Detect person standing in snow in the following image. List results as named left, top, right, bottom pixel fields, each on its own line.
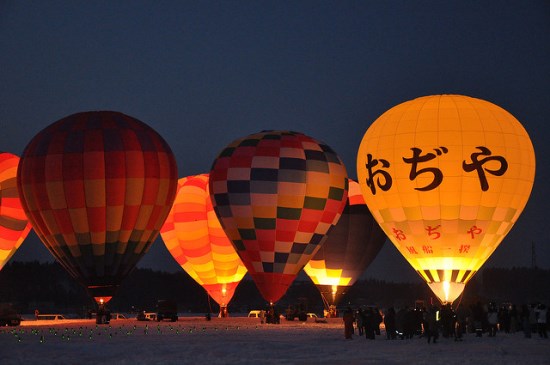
left=472, top=301, right=486, bottom=337
left=356, top=308, right=364, bottom=336
left=343, top=307, right=355, bottom=339
left=535, top=303, right=548, bottom=339
left=384, top=307, right=397, bottom=340
left=487, top=302, right=498, bottom=337
left=373, top=307, right=383, bottom=336
left=529, top=304, right=538, bottom=336
left=520, top=304, right=532, bottom=338
left=424, top=306, right=439, bottom=344
left=363, top=307, right=376, bottom=340
left=509, top=304, right=519, bottom=333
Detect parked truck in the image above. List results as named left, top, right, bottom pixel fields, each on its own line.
left=156, top=300, right=178, bottom=322
left=0, top=303, right=22, bottom=327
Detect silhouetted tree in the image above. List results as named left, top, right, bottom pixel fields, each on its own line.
left=1, top=261, right=548, bottom=315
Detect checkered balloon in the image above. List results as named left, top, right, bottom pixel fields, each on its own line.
left=209, top=130, right=348, bottom=304
left=17, top=111, right=178, bottom=304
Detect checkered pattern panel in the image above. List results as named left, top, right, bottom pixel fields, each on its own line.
left=17, top=111, right=178, bottom=291
left=210, top=130, right=348, bottom=303
left=160, top=174, right=247, bottom=306
left=0, top=152, right=32, bottom=270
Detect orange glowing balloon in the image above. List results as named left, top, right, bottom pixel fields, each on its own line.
left=160, top=174, right=247, bottom=310
left=357, top=95, right=535, bottom=303
left=0, top=152, right=32, bottom=270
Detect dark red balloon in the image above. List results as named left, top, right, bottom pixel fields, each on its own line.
left=17, top=111, right=178, bottom=303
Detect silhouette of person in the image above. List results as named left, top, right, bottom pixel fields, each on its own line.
left=535, top=303, right=548, bottom=339
left=424, top=306, right=439, bottom=344
left=343, top=307, right=355, bottom=339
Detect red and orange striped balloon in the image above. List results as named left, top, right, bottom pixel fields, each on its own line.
left=17, top=111, right=178, bottom=304
left=160, top=174, right=247, bottom=311
left=0, top=152, right=32, bottom=270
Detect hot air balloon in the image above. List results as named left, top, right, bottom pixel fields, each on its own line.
left=209, top=130, right=348, bottom=305
left=160, top=174, right=247, bottom=316
left=17, top=111, right=178, bottom=306
left=0, top=152, right=32, bottom=270
left=303, top=179, right=386, bottom=307
left=357, top=95, right=535, bottom=304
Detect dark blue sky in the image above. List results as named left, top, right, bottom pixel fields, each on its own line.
left=1, top=1, right=548, bottom=282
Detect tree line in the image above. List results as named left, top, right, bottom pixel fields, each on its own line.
left=0, top=260, right=548, bottom=316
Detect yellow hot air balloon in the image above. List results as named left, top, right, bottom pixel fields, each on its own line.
left=357, top=95, right=535, bottom=304
left=160, top=174, right=247, bottom=316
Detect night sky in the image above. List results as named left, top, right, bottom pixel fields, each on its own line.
left=1, top=1, right=548, bottom=282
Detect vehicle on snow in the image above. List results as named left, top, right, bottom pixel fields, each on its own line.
left=0, top=303, right=22, bottom=326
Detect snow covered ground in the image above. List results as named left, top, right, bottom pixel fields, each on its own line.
left=1, top=316, right=549, bottom=365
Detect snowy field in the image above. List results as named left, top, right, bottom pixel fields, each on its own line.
left=1, top=316, right=549, bottom=365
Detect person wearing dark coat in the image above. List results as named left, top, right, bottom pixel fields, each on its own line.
left=384, top=307, right=397, bottom=340
left=424, top=306, right=440, bottom=344
left=363, top=307, right=376, bottom=339
left=343, top=307, right=355, bottom=339
left=373, top=308, right=383, bottom=335
left=535, top=303, right=548, bottom=339
left=356, top=308, right=364, bottom=336
left=472, top=301, right=486, bottom=337
left=403, top=308, right=417, bottom=339
left=520, top=304, right=531, bottom=338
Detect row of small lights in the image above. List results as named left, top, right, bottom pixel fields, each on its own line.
left=0, top=324, right=265, bottom=343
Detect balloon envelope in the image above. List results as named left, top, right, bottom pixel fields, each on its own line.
left=304, top=179, right=386, bottom=305
left=209, top=130, right=348, bottom=304
left=0, top=152, right=32, bottom=270
left=17, top=111, right=178, bottom=304
left=357, top=95, right=535, bottom=303
left=160, top=174, right=247, bottom=308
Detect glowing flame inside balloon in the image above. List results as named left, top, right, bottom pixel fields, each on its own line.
left=357, top=95, right=535, bottom=304
left=303, top=179, right=386, bottom=306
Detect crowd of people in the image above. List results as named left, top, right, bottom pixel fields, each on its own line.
left=343, top=306, right=383, bottom=339
left=342, top=301, right=549, bottom=341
